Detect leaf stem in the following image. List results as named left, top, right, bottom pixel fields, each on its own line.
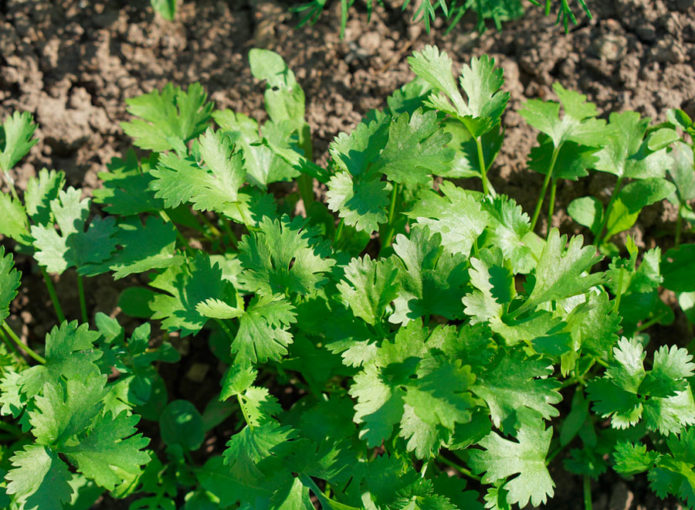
left=159, top=210, right=192, bottom=252
left=0, top=419, right=23, bottom=438
left=334, top=218, right=345, bottom=246
left=41, top=268, right=65, bottom=323
left=382, top=183, right=400, bottom=249
left=583, top=476, right=592, bottom=510
left=2, top=170, right=20, bottom=203
left=220, top=217, right=238, bottom=249
left=214, top=318, right=235, bottom=344
left=77, top=274, right=88, bottom=324
left=299, top=474, right=361, bottom=510
left=676, top=205, right=683, bottom=249
left=2, top=321, right=45, bottom=364
left=475, top=137, right=489, bottom=196
left=546, top=178, right=558, bottom=236
left=437, top=455, right=481, bottom=481
left=530, top=144, right=561, bottom=231
left=636, top=311, right=670, bottom=332
left=594, top=176, right=624, bottom=247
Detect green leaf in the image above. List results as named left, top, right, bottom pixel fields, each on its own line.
left=30, top=188, right=117, bottom=274
left=618, top=178, right=676, bottom=213
left=669, top=141, right=695, bottom=202
left=516, top=229, right=603, bottom=315
left=337, top=255, right=400, bottom=326
left=93, top=151, right=164, bottom=216
left=520, top=83, right=605, bottom=148
left=215, top=111, right=303, bottom=187
left=481, top=194, right=536, bottom=274
left=121, top=83, right=213, bottom=152
left=391, top=226, right=470, bottom=323
left=150, top=0, right=176, bottom=20
left=328, top=111, right=390, bottom=178
left=468, top=417, right=555, bottom=507
left=662, top=244, right=695, bottom=292
left=462, top=249, right=513, bottom=325
left=80, top=215, right=181, bottom=279
left=232, top=294, right=297, bottom=364
left=568, top=196, right=604, bottom=235
left=408, top=47, right=509, bottom=137
left=151, top=131, right=245, bottom=216
left=249, top=49, right=305, bottom=126
left=238, top=215, right=334, bottom=297
left=150, top=253, right=235, bottom=336
left=159, top=400, right=205, bottom=452
left=0, top=247, right=20, bottom=323
left=6, top=445, right=72, bottom=510
left=587, top=338, right=695, bottom=433
left=62, top=412, right=150, bottom=491
left=0, top=111, right=38, bottom=171
left=594, top=111, right=671, bottom=179
left=401, top=355, right=476, bottom=458
left=647, top=429, right=695, bottom=507
left=0, top=193, right=30, bottom=243
left=613, top=442, right=656, bottom=475
left=472, top=348, right=561, bottom=428
left=408, top=181, right=488, bottom=256
left=377, top=110, right=454, bottom=187
left=528, top=136, right=599, bottom=180
left=19, top=321, right=102, bottom=398
left=29, top=378, right=107, bottom=446
left=326, top=171, right=391, bottom=233
left=24, top=168, right=65, bottom=224
left=351, top=363, right=406, bottom=448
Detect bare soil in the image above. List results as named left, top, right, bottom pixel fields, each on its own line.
left=1, top=0, right=695, bottom=508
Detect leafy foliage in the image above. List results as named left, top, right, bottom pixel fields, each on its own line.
left=2, top=44, right=695, bottom=510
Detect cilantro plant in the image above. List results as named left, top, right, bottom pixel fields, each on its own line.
left=1, top=45, right=694, bottom=510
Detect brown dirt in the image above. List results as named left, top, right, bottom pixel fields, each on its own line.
left=2, top=0, right=695, bottom=508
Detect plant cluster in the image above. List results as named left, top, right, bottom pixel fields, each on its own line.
left=1, top=45, right=695, bottom=509
left=150, top=0, right=591, bottom=35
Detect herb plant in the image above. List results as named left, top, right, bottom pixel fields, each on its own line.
left=150, top=0, right=591, bottom=35
left=1, top=45, right=694, bottom=509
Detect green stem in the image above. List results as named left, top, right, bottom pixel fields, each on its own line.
left=546, top=442, right=569, bottom=465
left=546, top=178, right=557, bottom=236
left=77, top=275, right=88, bottom=324
left=299, top=474, right=361, bottom=510
left=2, top=321, right=45, bottom=364
left=437, top=455, right=481, bottom=481
left=214, top=319, right=235, bottom=344
left=0, top=325, right=18, bottom=352
left=676, top=205, right=683, bottom=249
left=41, top=268, right=65, bottom=323
left=613, top=270, right=624, bottom=313
left=334, top=218, right=345, bottom=246
left=220, top=218, right=238, bottom=249
left=636, top=311, right=670, bottom=332
left=595, top=176, right=624, bottom=247
left=298, top=174, right=314, bottom=210
left=2, top=171, right=20, bottom=203
left=530, top=144, right=561, bottom=231
left=298, top=123, right=315, bottom=208
left=382, top=183, right=399, bottom=249
left=159, top=210, right=191, bottom=252
left=475, top=137, right=489, bottom=196
left=583, top=476, right=592, bottom=510
left=197, top=213, right=221, bottom=239
left=0, top=419, right=23, bottom=438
